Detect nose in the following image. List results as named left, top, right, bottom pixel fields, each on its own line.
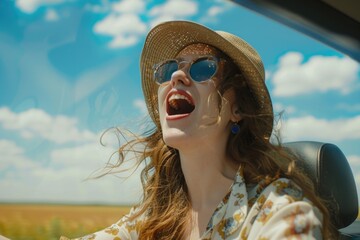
left=170, top=69, right=191, bottom=87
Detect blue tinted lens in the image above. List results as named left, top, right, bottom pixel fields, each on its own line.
left=189, top=59, right=217, bottom=82
left=155, top=60, right=178, bottom=84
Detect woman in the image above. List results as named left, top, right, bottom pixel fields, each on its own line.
left=63, top=21, right=335, bottom=239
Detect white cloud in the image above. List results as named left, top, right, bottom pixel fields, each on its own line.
left=0, top=169, right=142, bottom=204
left=273, top=103, right=296, bottom=115
left=0, top=109, right=142, bottom=204
left=0, top=135, right=142, bottom=204
left=44, top=8, right=59, bottom=21
left=0, top=162, right=142, bottom=205
left=149, top=0, right=197, bottom=17
left=149, top=0, right=198, bottom=27
left=0, top=107, right=144, bottom=204
left=86, top=0, right=145, bottom=14
left=91, top=0, right=231, bottom=48
left=15, top=0, right=65, bottom=14
left=109, top=35, right=139, bottom=48
left=149, top=15, right=177, bottom=28
left=0, top=107, right=97, bottom=144
left=200, top=1, right=232, bottom=24
left=348, top=155, right=360, bottom=202
left=355, top=174, right=360, bottom=197
left=280, top=120, right=360, bottom=201
left=94, top=13, right=147, bottom=48
left=50, top=143, right=110, bottom=170
left=0, top=139, right=23, bottom=156
left=265, top=70, right=272, bottom=81
left=133, top=99, right=147, bottom=115
left=280, top=115, right=360, bottom=142
left=0, top=139, right=39, bottom=170
left=348, top=155, right=360, bottom=167
left=271, top=52, right=359, bottom=97
left=89, top=0, right=147, bottom=48
left=208, top=6, right=224, bottom=17
left=112, top=0, right=145, bottom=14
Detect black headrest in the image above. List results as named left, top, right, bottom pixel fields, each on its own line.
left=284, top=141, right=358, bottom=229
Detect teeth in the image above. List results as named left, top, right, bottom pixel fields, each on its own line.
left=168, top=94, right=192, bottom=110
left=169, top=94, right=191, bottom=102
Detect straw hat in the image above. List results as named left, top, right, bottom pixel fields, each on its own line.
left=140, top=20, right=273, bottom=138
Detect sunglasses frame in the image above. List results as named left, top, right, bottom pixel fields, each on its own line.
left=153, top=55, right=223, bottom=85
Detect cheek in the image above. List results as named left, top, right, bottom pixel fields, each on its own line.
left=157, top=85, right=169, bottom=118
left=220, top=89, right=236, bottom=116
left=200, top=82, right=220, bottom=112
left=207, top=91, right=221, bottom=113
left=204, top=87, right=235, bottom=121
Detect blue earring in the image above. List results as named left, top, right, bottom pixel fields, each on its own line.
left=231, top=122, right=240, bottom=134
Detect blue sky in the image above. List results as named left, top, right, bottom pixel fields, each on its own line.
left=0, top=0, right=359, bottom=205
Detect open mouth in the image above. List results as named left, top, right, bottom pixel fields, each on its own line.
left=167, top=92, right=195, bottom=116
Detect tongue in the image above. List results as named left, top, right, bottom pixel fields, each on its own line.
left=169, top=99, right=195, bottom=115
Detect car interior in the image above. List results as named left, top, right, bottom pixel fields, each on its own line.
left=285, top=141, right=359, bottom=239
left=231, top=0, right=360, bottom=239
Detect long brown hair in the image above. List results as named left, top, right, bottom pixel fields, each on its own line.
left=108, top=49, right=337, bottom=239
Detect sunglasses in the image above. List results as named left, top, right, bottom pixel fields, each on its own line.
left=153, top=55, right=221, bottom=84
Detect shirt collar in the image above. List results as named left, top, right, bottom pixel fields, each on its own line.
left=202, top=166, right=248, bottom=238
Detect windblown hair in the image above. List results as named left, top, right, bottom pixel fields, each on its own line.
left=110, top=51, right=337, bottom=239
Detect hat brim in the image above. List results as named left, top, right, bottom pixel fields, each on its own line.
left=140, top=21, right=273, bottom=138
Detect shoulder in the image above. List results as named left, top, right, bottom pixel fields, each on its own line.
left=248, top=178, right=306, bottom=206
left=115, top=205, right=145, bottom=230
left=246, top=178, right=322, bottom=229
left=244, top=178, right=322, bottom=239
left=60, top=206, right=145, bottom=240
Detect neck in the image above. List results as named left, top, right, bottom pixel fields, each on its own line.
left=179, top=141, right=238, bottom=210
left=179, top=142, right=239, bottom=239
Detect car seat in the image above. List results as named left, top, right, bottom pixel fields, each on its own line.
left=284, top=141, right=359, bottom=238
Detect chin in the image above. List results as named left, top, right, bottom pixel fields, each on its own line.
left=162, top=128, right=190, bottom=149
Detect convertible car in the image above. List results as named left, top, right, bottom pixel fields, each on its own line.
left=231, top=0, right=360, bottom=239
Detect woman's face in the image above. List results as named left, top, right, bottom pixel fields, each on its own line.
left=157, top=44, right=239, bottom=150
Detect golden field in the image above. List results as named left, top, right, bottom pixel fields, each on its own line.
left=0, top=203, right=359, bottom=240
left=0, top=203, right=131, bottom=240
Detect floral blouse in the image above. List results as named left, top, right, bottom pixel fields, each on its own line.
left=61, top=168, right=322, bottom=240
